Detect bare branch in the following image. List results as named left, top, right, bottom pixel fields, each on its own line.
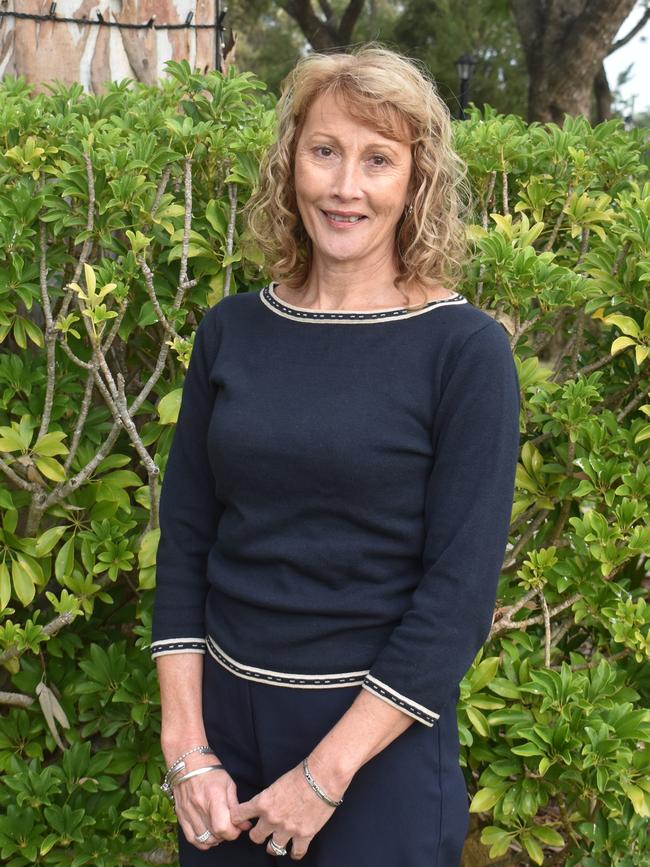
left=224, top=183, right=238, bottom=298
left=0, top=456, right=36, bottom=492
left=177, top=156, right=193, bottom=297
left=138, top=255, right=180, bottom=340
left=115, top=373, right=159, bottom=477
left=152, top=167, right=172, bottom=215
left=0, top=611, right=75, bottom=665
left=543, top=185, right=574, bottom=252
left=607, top=7, right=650, bottom=55
left=58, top=153, right=96, bottom=320
left=58, top=338, right=92, bottom=370
left=540, top=591, right=551, bottom=666
left=63, top=369, right=97, bottom=473
left=37, top=220, right=56, bottom=439
left=0, top=691, right=34, bottom=708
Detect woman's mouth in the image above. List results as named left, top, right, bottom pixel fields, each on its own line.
left=321, top=210, right=368, bottom=227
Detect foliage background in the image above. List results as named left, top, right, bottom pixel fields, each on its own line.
left=0, top=64, right=648, bottom=866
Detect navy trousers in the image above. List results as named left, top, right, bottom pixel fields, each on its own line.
left=178, top=651, right=469, bottom=866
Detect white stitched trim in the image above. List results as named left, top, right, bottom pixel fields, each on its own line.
left=260, top=284, right=468, bottom=325
left=151, top=637, right=206, bottom=646
left=206, top=635, right=369, bottom=688
left=364, top=675, right=440, bottom=720
left=361, top=682, right=435, bottom=726
left=151, top=647, right=206, bottom=658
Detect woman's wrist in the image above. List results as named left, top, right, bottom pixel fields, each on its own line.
left=161, top=729, right=210, bottom=765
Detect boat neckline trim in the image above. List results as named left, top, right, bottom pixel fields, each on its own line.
left=259, top=282, right=468, bottom=323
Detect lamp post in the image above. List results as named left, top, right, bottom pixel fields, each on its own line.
left=455, top=52, right=476, bottom=120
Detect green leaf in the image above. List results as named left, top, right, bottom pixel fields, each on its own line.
left=469, top=786, right=502, bottom=813
left=480, top=826, right=512, bottom=858
left=11, top=558, right=36, bottom=606
left=466, top=706, right=490, bottom=737
left=532, top=826, right=564, bottom=847
left=33, top=431, right=68, bottom=457
left=0, top=562, right=10, bottom=611
left=0, top=425, right=27, bottom=452
left=35, top=456, right=66, bottom=482
left=522, top=833, right=544, bottom=865
left=624, top=783, right=650, bottom=817
left=158, top=388, right=182, bottom=425
left=469, top=656, right=500, bottom=692
left=34, top=525, right=68, bottom=556
left=83, top=262, right=96, bottom=299
left=511, top=743, right=543, bottom=757
left=602, top=313, right=639, bottom=337
left=55, top=537, right=75, bottom=583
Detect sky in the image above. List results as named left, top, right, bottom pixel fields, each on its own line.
left=603, top=2, right=650, bottom=116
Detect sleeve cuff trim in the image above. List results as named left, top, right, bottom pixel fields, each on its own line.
left=362, top=675, right=439, bottom=726
left=150, top=637, right=206, bottom=657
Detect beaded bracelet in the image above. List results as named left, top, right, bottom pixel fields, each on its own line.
left=161, top=745, right=215, bottom=798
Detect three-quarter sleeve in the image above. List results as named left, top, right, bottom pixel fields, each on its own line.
left=150, top=305, right=224, bottom=659
left=361, top=320, right=520, bottom=726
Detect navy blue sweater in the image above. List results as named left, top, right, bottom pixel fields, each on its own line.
left=151, top=283, right=520, bottom=727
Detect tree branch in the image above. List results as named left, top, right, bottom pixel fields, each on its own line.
left=37, top=220, right=56, bottom=440
left=224, top=183, right=238, bottom=298
left=0, top=691, right=34, bottom=708
left=607, top=7, right=650, bottom=54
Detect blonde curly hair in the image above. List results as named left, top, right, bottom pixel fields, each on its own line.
left=243, top=43, right=472, bottom=309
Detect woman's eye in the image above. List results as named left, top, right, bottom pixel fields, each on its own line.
left=370, top=155, right=388, bottom=167
left=315, top=146, right=333, bottom=157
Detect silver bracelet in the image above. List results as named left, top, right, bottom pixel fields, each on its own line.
left=302, top=758, right=343, bottom=808
left=173, top=764, right=225, bottom=788
left=166, top=745, right=214, bottom=776
left=162, top=745, right=215, bottom=791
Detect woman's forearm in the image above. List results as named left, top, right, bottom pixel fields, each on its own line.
left=307, top=688, right=415, bottom=797
left=156, top=653, right=209, bottom=762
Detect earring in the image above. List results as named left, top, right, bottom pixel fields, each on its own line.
left=405, top=203, right=413, bottom=217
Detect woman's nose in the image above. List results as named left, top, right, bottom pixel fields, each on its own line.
left=331, top=158, right=363, bottom=200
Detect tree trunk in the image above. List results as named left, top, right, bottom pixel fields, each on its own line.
left=509, top=0, right=637, bottom=124
left=593, top=62, right=613, bottom=123
left=281, top=0, right=365, bottom=50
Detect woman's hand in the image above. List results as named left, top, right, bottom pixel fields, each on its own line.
left=230, top=759, right=346, bottom=861
left=172, top=755, right=253, bottom=851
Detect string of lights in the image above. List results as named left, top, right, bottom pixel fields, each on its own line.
left=0, top=4, right=221, bottom=31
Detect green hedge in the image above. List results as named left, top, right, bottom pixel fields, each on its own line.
left=0, top=64, right=648, bottom=866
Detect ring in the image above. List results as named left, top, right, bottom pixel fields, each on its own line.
left=195, top=829, right=213, bottom=843
left=269, top=838, right=288, bottom=856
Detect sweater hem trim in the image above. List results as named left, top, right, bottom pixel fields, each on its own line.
left=362, top=675, right=439, bottom=726
left=206, top=634, right=369, bottom=688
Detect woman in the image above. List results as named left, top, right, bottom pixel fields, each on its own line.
left=151, top=45, right=520, bottom=866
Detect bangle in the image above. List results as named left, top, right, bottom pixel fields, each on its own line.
left=302, top=758, right=343, bottom=808
left=162, top=745, right=215, bottom=791
left=162, top=763, right=225, bottom=803
left=173, top=764, right=225, bottom=788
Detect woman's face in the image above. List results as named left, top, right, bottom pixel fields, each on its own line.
left=293, top=92, right=413, bottom=274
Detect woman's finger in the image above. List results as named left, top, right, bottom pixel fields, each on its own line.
left=206, top=780, right=242, bottom=843
left=289, top=836, right=312, bottom=861
left=266, top=832, right=292, bottom=857
left=174, top=776, right=237, bottom=849
left=174, top=803, right=214, bottom=851
left=225, top=779, right=253, bottom=831
left=248, top=817, right=273, bottom=846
